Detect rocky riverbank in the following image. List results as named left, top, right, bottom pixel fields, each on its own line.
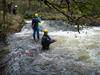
left=0, top=14, right=24, bottom=75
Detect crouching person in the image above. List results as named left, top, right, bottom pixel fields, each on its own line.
left=41, top=29, right=56, bottom=50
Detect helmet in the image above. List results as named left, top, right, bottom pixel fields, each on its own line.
left=15, top=5, right=18, bottom=8
left=43, top=29, right=48, bottom=33
left=35, top=13, right=38, bottom=17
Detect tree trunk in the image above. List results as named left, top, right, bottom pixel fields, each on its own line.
left=28, top=0, right=32, bottom=9
left=1, top=0, right=7, bottom=44
left=2, top=0, right=6, bottom=25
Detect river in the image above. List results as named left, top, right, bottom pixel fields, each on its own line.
left=6, top=20, right=100, bottom=75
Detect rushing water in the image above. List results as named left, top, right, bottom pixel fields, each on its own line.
left=7, top=20, right=100, bottom=75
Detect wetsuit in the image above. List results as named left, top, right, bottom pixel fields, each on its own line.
left=41, top=34, right=55, bottom=50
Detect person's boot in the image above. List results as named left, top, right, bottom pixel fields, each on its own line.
left=33, top=36, right=36, bottom=42
left=37, top=35, right=40, bottom=42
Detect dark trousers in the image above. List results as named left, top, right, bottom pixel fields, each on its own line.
left=33, top=27, right=39, bottom=40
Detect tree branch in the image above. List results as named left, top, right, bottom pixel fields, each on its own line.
left=43, top=0, right=73, bottom=21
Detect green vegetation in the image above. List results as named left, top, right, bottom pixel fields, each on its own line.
left=0, top=12, right=24, bottom=43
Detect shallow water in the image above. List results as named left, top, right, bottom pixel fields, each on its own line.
left=7, top=20, right=100, bottom=75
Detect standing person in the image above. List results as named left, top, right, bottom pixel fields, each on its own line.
left=13, top=5, right=18, bottom=15
left=41, top=29, right=56, bottom=50
left=31, top=13, right=41, bottom=41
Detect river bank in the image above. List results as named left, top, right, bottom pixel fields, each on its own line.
left=0, top=14, right=24, bottom=75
